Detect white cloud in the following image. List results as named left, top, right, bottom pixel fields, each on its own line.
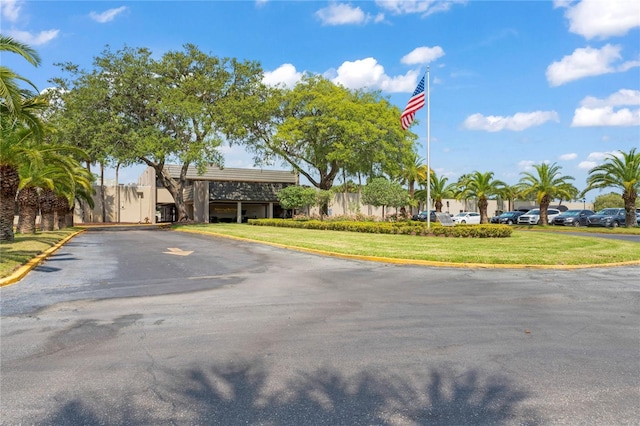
left=89, top=6, right=127, bottom=23
left=518, top=160, right=536, bottom=171
left=375, top=0, right=465, bottom=17
left=578, top=161, right=597, bottom=169
left=0, top=0, right=21, bottom=22
left=6, top=29, right=59, bottom=46
left=255, top=0, right=268, bottom=7
left=578, top=151, right=621, bottom=170
left=579, top=89, right=640, bottom=108
left=463, top=111, right=560, bottom=132
left=401, top=46, right=445, bottom=65
left=263, top=64, right=304, bottom=88
left=587, top=152, right=611, bottom=161
left=315, top=3, right=371, bottom=26
left=571, top=106, right=640, bottom=127
left=545, top=44, right=639, bottom=86
left=558, top=0, right=640, bottom=40
left=330, top=57, right=420, bottom=92
left=572, top=90, right=640, bottom=127
left=559, top=153, right=578, bottom=161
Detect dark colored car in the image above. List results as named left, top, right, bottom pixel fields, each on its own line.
left=412, top=210, right=437, bottom=222
left=586, top=208, right=627, bottom=228
left=494, top=211, right=525, bottom=225
left=552, top=209, right=595, bottom=227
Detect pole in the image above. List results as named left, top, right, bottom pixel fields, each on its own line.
left=426, top=66, right=431, bottom=230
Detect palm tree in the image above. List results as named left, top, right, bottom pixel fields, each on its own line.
left=583, top=148, right=640, bottom=227
left=416, top=173, right=456, bottom=213
left=0, top=118, right=46, bottom=241
left=400, top=153, right=428, bottom=199
left=16, top=152, right=83, bottom=234
left=455, top=171, right=506, bottom=224
left=516, top=162, right=577, bottom=225
left=54, top=165, right=95, bottom=229
left=0, top=34, right=41, bottom=118
left=0, top=37, right=44, bottom=241
left=498, top=184, right=521, bottom=212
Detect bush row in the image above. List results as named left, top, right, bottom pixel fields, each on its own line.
left=248, top=219, right=512, bottom=238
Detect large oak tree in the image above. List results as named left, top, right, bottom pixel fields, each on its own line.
left=227, top=74, right=417, bottom=194
left=51, top=44, right=264, bottom=222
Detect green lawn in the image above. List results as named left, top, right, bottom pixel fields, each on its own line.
left=0, top=230, right=80, bottom=278
left=175, top=223, right=640, bottom=267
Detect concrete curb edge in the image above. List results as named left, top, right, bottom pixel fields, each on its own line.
left=0, top=230, right=86, bottom=287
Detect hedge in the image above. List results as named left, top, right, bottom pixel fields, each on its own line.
left=248, top=219, right=512, bottom=238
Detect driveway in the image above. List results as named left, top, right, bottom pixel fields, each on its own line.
left=1, top=228, right=639, bottom=425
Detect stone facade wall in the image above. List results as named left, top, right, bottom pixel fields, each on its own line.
left=209, top=181, right=293, bottom=202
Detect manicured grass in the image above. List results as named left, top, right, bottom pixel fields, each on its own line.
left=175, top=223, right=640, bottom=266
left=516, top=224, right=640, bottom=235
left=0, top=230, right=79, bottom=278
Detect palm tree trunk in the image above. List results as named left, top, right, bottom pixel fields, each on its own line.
left=479, top=197, right=489, bottom=223
left=539, top=195, right=551, bottom=225
left=0, top=164, right=19, bottom=241
left=40, top=188, right=56, bottom=231
left=16, top=186, right=38, bottom=234
left=53, top=195, right=68, bottom=230
left=65, top=206, right=74, bottom=227
left=0, top=192, right=16, bottom=241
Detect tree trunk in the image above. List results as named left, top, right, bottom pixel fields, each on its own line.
left=156, top=167, right=190, bottom=222
left=0, top=164, right=20, bottom=241
left=65, top=205, right=74, bottom=227
left=53, top=196, right=68, bottom=230
left=478, top=197, right=489, bottom=224
left=622, top=190, right=638, bottom=227
left=16, top=187, right=39, bottom=234
left=40, top=188, right=57, bottom=231
left=539, top=194, right=551, bottom=225
left=100, top=162, right=106, bottom=222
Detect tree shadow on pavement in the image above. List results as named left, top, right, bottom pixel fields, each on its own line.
left=42, top=359, right=543, bottom=425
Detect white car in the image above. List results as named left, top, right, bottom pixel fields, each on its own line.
left=452, top=212, right=481, bottom=224
left=517, top=208, right=561, bottom=225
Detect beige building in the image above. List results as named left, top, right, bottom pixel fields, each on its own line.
left=75, top=166, right=299, bottom=224
left=74, top=165, right=593, bottom=224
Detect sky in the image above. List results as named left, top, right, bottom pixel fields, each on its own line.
left=2, top=0, right=639, bottom=201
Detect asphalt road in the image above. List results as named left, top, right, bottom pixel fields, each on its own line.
left=1, top=228, right=639, bottom=425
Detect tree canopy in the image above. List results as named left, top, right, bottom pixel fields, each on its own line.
left=50, top=44, right=264, bottom=221
left=517, top=162, right=577, bottom=225
left=584, top=148, right=639, bottom=227
left=227, top=74, right=418, bottom=191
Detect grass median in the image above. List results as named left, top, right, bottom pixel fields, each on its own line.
left=0, top=229, right=80, bottom=279
left=174, top=223, right=640, bottom=267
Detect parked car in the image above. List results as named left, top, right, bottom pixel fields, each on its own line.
left=517, top=208, right=561, bottom=225
left=586, top=208, right=627, bottom=227
left=494, top=210, right=526, bottom=225
left=412, top=210, right=437, bottom=222
left=551, top=209, right=595, bottom=227
left=452, top=212, right=481, bottom=224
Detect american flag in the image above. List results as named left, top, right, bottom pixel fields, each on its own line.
left=401, top=75, right=425, bottom=130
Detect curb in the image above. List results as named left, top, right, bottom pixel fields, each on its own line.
left=0, top=230, right=86, bottom=287
left=174, top=228, right=640, bottom=270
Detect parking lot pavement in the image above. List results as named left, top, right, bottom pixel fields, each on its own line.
left=1, top=229, right=639, bottom=424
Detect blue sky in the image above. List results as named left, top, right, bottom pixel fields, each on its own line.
left=2, top=0, right=639, bottom=200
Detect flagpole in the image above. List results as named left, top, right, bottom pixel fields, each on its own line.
left=426, top=65, right=431, bottom=230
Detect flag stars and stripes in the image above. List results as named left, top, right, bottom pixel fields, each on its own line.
left=401, top=75, right=425, bottom=130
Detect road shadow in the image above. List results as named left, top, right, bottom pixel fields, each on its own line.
left=40, top=359, right=543, bottom=425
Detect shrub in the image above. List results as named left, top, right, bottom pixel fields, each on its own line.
left=248, top=219, right=512, bottom=238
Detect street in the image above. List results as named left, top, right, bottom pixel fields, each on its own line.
left=1, top=228, right=639, bottom=425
